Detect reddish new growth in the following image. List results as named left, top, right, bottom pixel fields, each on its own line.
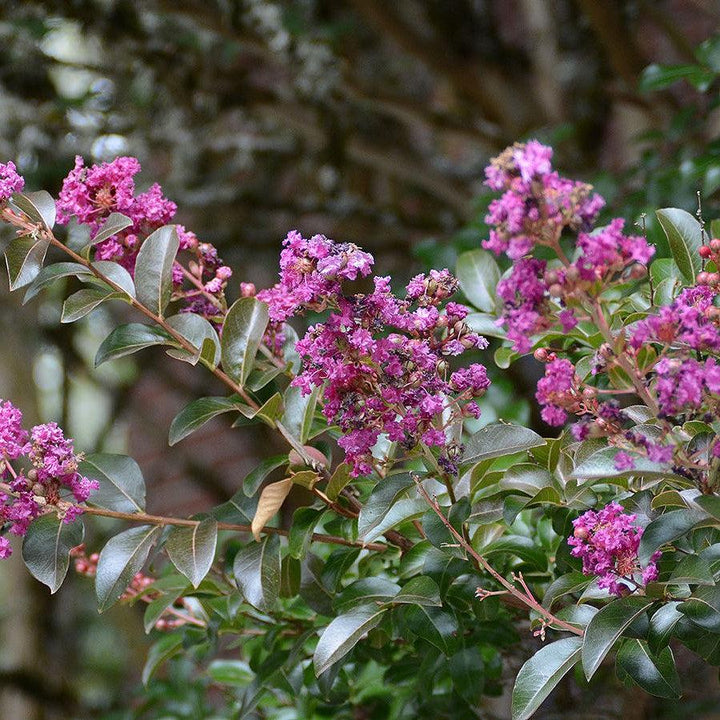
left=0, top=400, right=96, bottom=558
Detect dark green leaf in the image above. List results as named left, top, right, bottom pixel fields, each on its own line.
left=404, top=605, right=458, bottom=655
left=334, top=577, right=400, bottom=612
left=165, top=313, right=221, bottom=367
left=669, top=555, right=715, bottom=585
left=483, top=535, right=547, bottom=570
left=511, top=637, right=583, bottom=720
left=313, top=605, right=387, bottom=675
left=288, top=507, right=324, bottom=560
left=616, top=639, right=681, bottom=698
left=456, top=248, right=500, bottom=312
left=542, top=572, right=592, bottom=610
left=656, top=208, right=703, bottom=283
left=638, top=509, right=702, bottom=566
left=22, top=513, right=84, bottom=593
left=326, top=463, right=352, bottom=501
left=80, top=453, right=146, bottom=513
left=572, top=447, right=676, bottom=482
left=582, top=597, right=651, bottom=680
left=679, top=585, right=720, bottom=631
left=648, top=602, right=684, bottom=653
left=357, top=473, right=414, bottom=540
left=168, top=396, right=242, bottom=446
left=393, top=576, right=442, bottom=607
left=89, top=212, right=132, bottom=246
left=450, top=647, right=485, bottom=705
left=165, top=518, right=218, bottom=588
left=207, top=660, right=253, bottom=687
left=23, top=261, right=91, bottom=303
left=11, top=190, right=56, bottom=228
left=282, top=385, right=319, bottom=444
left=134, top=225, right=179, bottom=317
left=61, top=287, right=120, bottom=323
left=142, top=633, right=184, bottom=686
left=233, top=534, right=281, bottom=611
left=95, top=525, right=162, bottom=612
left=221, top=297, right=269, bottom=385
left=92, top=260, right=136, bottom=297
left=243, top=455, right=289, bottom=496
left=462, top=424, right=545, bottom=467
left=5, top=234, right=50, bottom=290
left=95, top=323, right=174, bottom=366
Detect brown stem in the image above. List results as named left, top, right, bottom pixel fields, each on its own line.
left=413, top=477, right=584, bottom=637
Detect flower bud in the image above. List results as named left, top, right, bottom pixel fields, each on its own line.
left=533, top=348, right=549, bottom=362
left=548, top=283, right=563, bottom=298
left=711, top=238, right=720, bottom=252
left=700, top=245, right=712, bottom=259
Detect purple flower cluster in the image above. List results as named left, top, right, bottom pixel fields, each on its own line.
left=0, top=401, right=96, bottom=558
left=534, top=356, right=581, bottom=426
left=654, top=356, right=720, bottom=418
left=267, top=238, right=489, bottom=476
left=0, top=162, right=25, bottom=204
left=568, top=502, right=660, bottom=596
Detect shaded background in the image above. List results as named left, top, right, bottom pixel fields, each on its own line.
left=1, top=1, right=720, bottom=718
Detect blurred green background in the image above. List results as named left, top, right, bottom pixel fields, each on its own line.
left=1, top=1, right=720, bottom=718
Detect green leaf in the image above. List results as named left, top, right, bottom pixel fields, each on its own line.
left=221, top=297, right=269, bottom=385
left=465, top=311, right=507, bottom=339
left=282, top=385, right=319, bottom=444
left=313, top=605, right=387, bottom=676
left=23, top=261, right=92, bottom=303
left=165, top=518, right=218, bottom=588
left=134, top=225, right=179, bottom=317
left=483, top=535, right=547, bottom=570
left=22, top=513, right=84, bottom=593
left=616, top=639, right=681, bottom=698
left=95, top=525, right=162, bottom=612
left=511, top=637, right=583, bottom=720
left=656, top=207, right=703, bottom=283
left=640, top=63, right=715, bottom=92
left=89, top=212, right=133, bottom=246
left=357, top=473, right=414, bottom=540
left=233, top=534, right=281, bottom=611
left=678, top=585, right=720, bottom=631
left=168, top=396, right=242, bottom=446
left=92, top=261, right=136, bottom=297
left=582, top=597, right=651, bottom=680
left=462, top=424, right=545, bottom=467
left=95, top=323, right=174, bottom=366
left=61, top=287, right=120, bottom=323
left=251, top=477, right=293, bottom=541
left=288, top=507, right=324, bottom=560
left=144, top=589, right=186, bottom=634
left=450, top=647, right=486, bottom=705
left=638, top=509, right=702, bottom=566
left=242, top=455, right=289, bottom=496
left=393, top=576, right=442, bottom=607
left=499, top=463, right=553, bottom=495
left=494, top=346, right=518, bottom=369
left=5, top=234, right=50, bottom=290
left=80, top=453, right=146, bottom=513
left=669, top=555, right=715, bottom=585
left=542, top=572, right=592, bottom=610
left=403, top=605, right=458, bottom=655
left=648, top=602, right=684, bottom=653
left=11, top=190, right=56, bottom=228
left=456, top=248, right=500, bottom=312
left=334, top=577, right=400, bottom=612
left=326, top=463, right=352, bottom=501
left=142, top=633, right=184, bottom=686
left=572, top=447, right=676, bottom=482
left=207, top=660, right=254, bottom=687
left=165, top=313, right=221, bottom=367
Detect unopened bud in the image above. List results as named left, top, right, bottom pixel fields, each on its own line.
left=698, top=271, right=711, bottom=285
left=700, top=245, right=712, bottom=259
left=711, top=238, right=720, bottom=252
left=533, top=348, right=549, bottom=362
left=548, top=283, right=563, bottom=298
left=545, top=269, right=559, bottom=285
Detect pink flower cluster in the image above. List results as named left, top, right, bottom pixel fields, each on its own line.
left=55, top=156, right=232, bottom=323
left=568, top=502, right=660, bottom=596
left=0, top=401, right=96, bottom=558
left=281, top=244, right=490, bottom=476
left=482, top=142, right=654, bottom=354
left=0, top=162, right=25, bottom=204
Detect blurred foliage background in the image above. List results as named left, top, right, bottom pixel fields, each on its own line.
left=1, top=1, right=720, bottom=718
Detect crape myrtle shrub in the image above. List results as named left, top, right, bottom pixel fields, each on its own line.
left=1, top=140, right=720, bottom=719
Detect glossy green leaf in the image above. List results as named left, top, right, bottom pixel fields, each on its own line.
left=134, top=224, right=179, bottom=316
left=616, top=639, right=681, bottom=698
left=325, top=463, right=352, bottom=501
left=542, top=572, right=592, bottom=610
left=22, top=513, right=84, bottom=593
left=242, top=454, right=289, bottom=496
left=80, top=453, right=146, bottom=513
left=5, top=234, right=50, bottom=290
left=282, top=385, right=319, bottom=444
left=89, top=212, right=132, bottom=246
left=313, top=605, right=387, bottom=676
left=465, top=311, right=507, bottom=339
left=334, top=577, right=400, bottom=612
left=233, top=534, right=281, bottom=611
left=648, top=602, right=684, bottom=653
left=165, top=312, right=221, bottom=367
left=499, top=463, right=553, bottom=495
left=165, top=518, right=218, bottom=588
left=656, top=207, right=703, bottom=283
left=511, top=637, right=583, bottom=720
left=638, top=509, right=702, bottom=565
left=11, top=190, right=56, bottom=228
left=23, top=261, right=92, bottom=303
left=95, top=323, right=174, bottom=366
left=393, top=576, right=442, bottom=607
left=582, top=597, right=651, bottom=680
left=678, top=585, right=720, bottom=631
left=483, top=535, right=547, bottom=570
left=357, top=473, right=414, bottom=539
left=207, top=660, right=254, bottom=687
left=456, top=248, right=500, bottom=312
left=669, top=555, right=715, bottom=585
left=288, top=506, right=324, bottom=560
left=462, top=424, right=545, bottom=467
left=572, top=447, right=676, bottom=482
left=221, top=297, right=269, bottom=385
left=61, top=287, right=120, bottom=323
left=92, top=260, right=136, bottom=297
left=95, top=525, right=162, bottom=612
left=168, top=396, right=242, bottom=446
left=142, top=633, right=184, bottom=686
left=404, top=605, right=458, bottom=655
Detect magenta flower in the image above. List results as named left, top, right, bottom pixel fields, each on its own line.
left=0, top=161, right=25, bottom=204
left=0, top=400, right=30, bottom=460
